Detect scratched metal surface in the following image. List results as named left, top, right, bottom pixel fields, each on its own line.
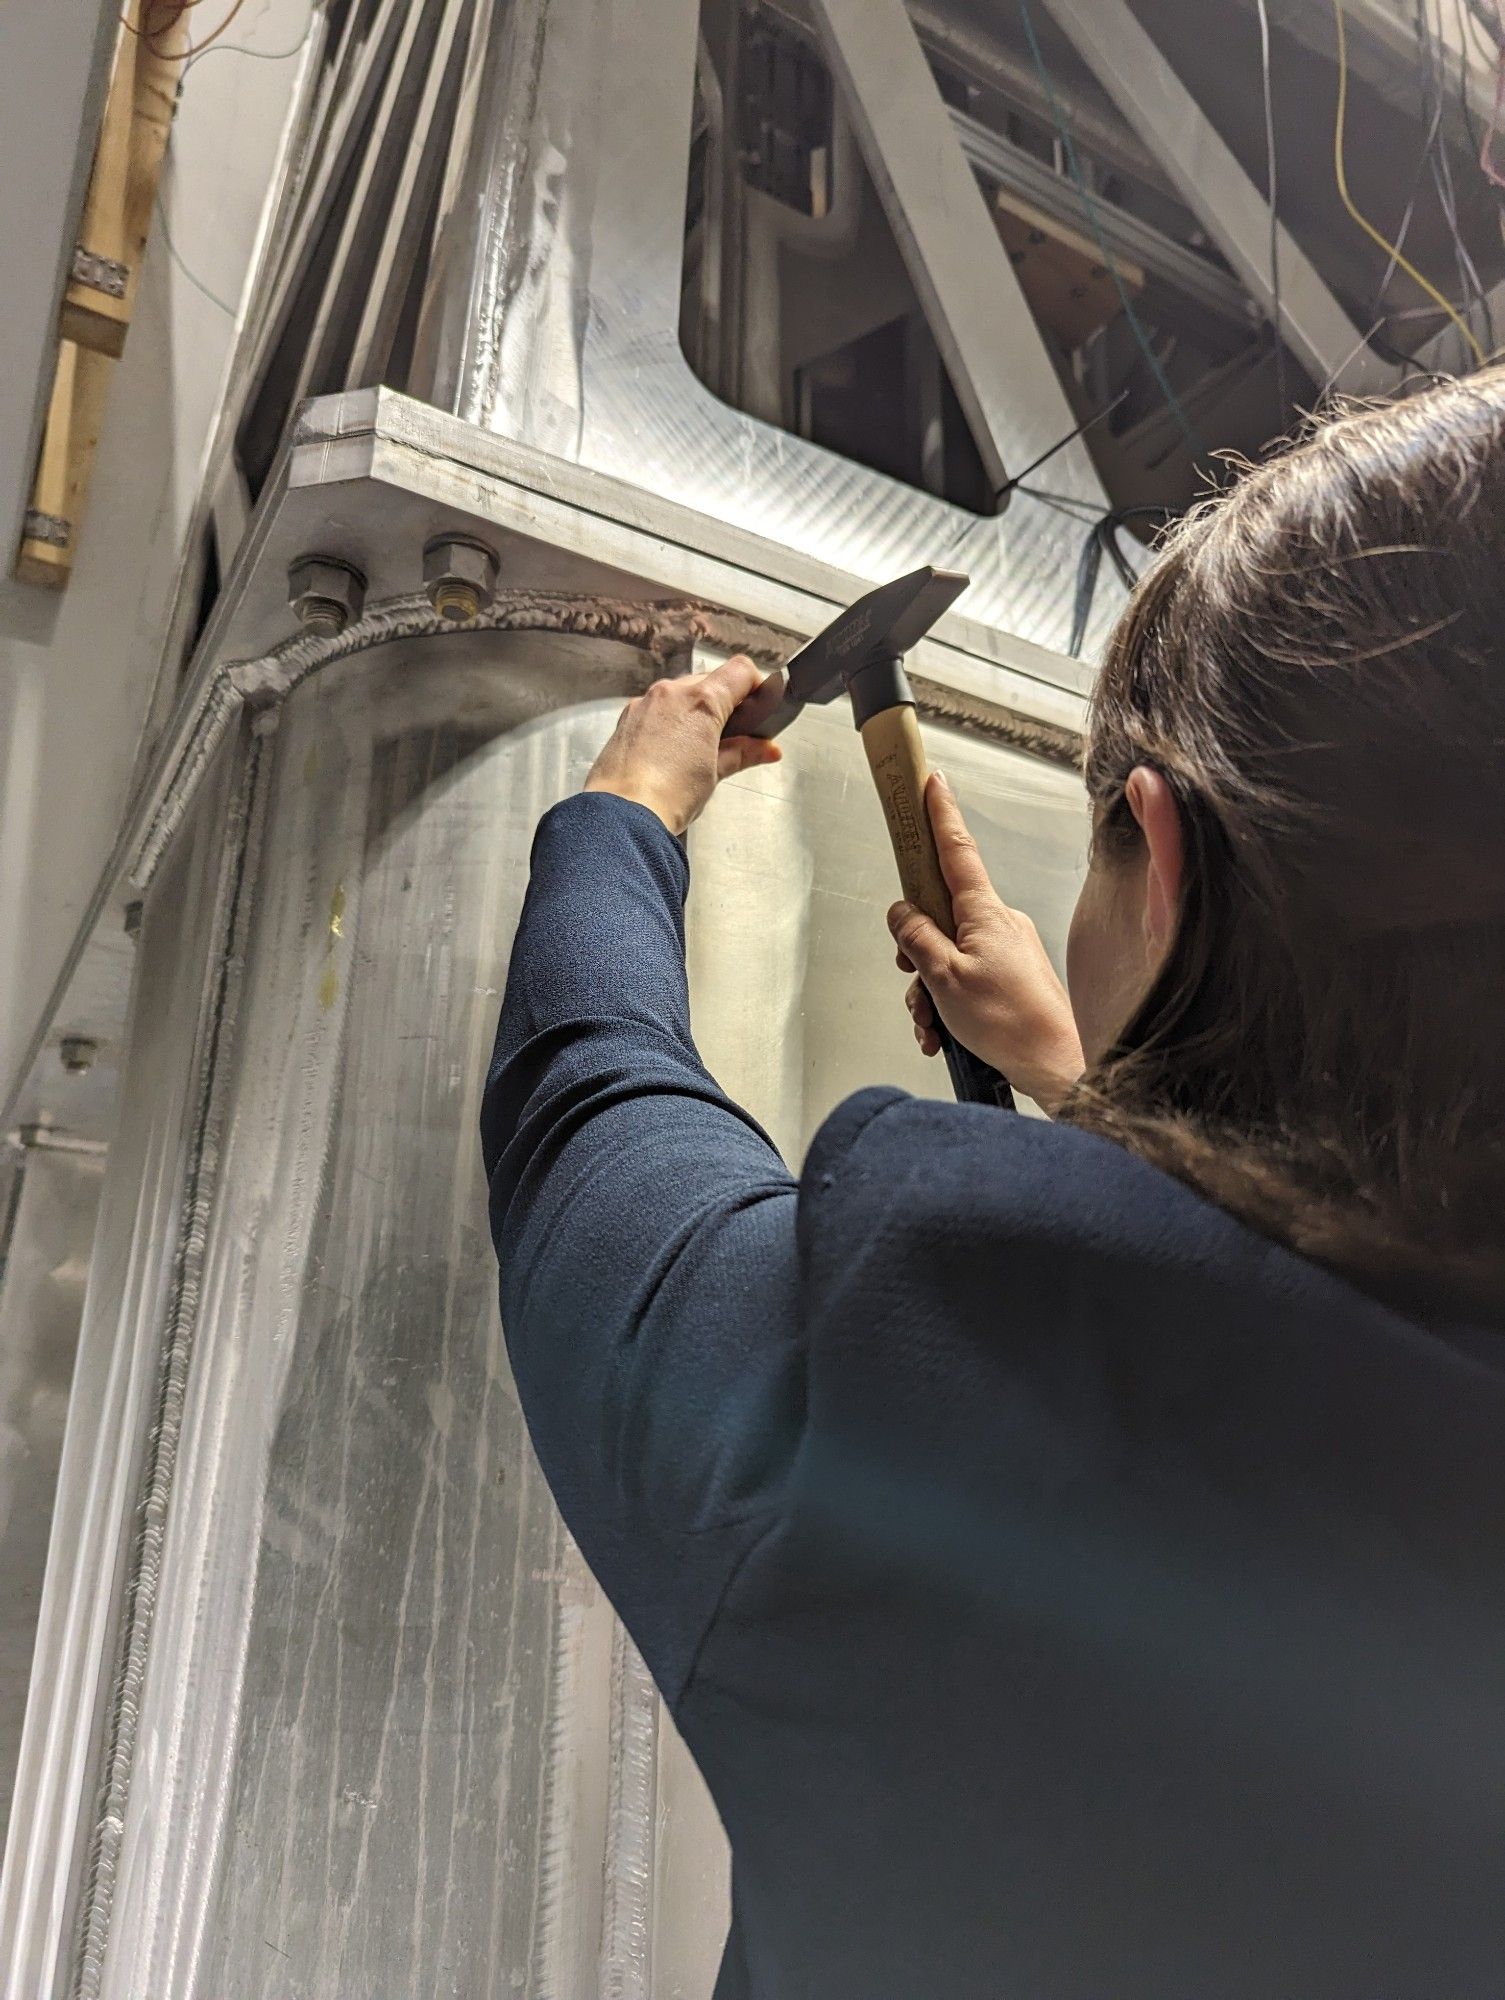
left=0, top=741, right=250, bottom=2000
left=77, top=629, right=1083, bottom=1997
left=411, top=0, right=1118, bottom=657
left=0, top=1146, right=104, bottom=1857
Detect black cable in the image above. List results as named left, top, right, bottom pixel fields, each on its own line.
left=992, top=390, right=1129, bottom=511
left=1014, top=484, right=1102, bottom=523
left=1067, top=506, right=1174, bottom=657
left=1253, top=0, right=1291, bottom=416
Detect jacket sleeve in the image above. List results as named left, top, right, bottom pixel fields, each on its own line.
left=481, top=791, right=803, bottom=1706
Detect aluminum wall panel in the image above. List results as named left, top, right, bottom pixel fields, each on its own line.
left=82, top=632, right=1083, bottom=1996
left=0, top=1145, right=105, bottom=1856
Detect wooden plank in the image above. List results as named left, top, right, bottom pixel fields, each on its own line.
left=62, top=1, right=189, bottom=357
left=994, top=189, right=1145, bottom=353
left=15, top=341, right=113, bottom=589
left=19, top=3, right=190, bottom=585
left=61, top=21, right=138, bottom=355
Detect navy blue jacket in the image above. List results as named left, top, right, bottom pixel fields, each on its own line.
left=482, top=791, right=1505, bottom=1999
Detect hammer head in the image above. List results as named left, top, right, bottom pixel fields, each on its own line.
left=725, top=566, right=969, bottom=739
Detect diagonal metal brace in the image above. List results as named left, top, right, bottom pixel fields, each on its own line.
left=1037, top=0, right=1395, bottom=395
left=809, top=0, right=1109, bottom=506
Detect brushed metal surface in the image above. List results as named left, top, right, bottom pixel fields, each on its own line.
left=64, top=629, right=1083, bottom=1996
left=411, top=0, right=1111, bottom=654
left=0, top=1145, right=104, bottom=1857
left=0, top=742, right=249, bottom=2000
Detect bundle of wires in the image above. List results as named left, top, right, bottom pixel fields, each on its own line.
left=1067, top=507, right=1171, bottom=658
left=1332, top=0, right=1488, bottom=367
left=123, top=0, right=254, bottom=61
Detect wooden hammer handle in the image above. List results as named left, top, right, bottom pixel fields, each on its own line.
left=859, top=705, right=953, bottom=934
left=859, top=704, right=1015, bottom=1112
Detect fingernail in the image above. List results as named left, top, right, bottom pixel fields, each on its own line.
left=933, top=770, right=951, bottom=793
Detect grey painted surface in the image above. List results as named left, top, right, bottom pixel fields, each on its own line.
left=0, top=0, right=117, bottom=573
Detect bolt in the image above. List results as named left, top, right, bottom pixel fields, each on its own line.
left=59, top=1035, right=98, bottom=1074
left=123, top=899, right=143, bottom=940
left=288, top=554, right=366, bottom=636
left=423, top=534, right=499, bottom=624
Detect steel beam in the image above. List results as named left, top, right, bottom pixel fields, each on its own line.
left=809, top=0, right=1107, bottom=502
left=1039, top=0, right=1394, bottom=394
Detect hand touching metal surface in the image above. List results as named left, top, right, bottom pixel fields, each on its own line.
left=584, top=657, right=783, bottom=835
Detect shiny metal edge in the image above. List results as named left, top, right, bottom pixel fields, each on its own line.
left=407, top=0, right=1110, bottom=646
left=0, top=740, right=251, bottom=2000
left=2, top=386, right=1092, bottom=1136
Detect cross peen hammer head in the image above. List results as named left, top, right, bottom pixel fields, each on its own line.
left=723, top=566, right=969, bottom=739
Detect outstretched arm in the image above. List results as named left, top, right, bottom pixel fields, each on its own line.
left=481, top=661, right=801, bottom=1706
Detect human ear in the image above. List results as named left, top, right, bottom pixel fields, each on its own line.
left=1122, top=766, right=1185, bottom=966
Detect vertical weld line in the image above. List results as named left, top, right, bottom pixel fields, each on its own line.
left=68, top=717, right=274, bottom=2000
left=530, top=1591, right=585, bottom=1997
left=599, top=1626, right=659, bottom=2000
left=0, top=1149, right=27, bottom=1283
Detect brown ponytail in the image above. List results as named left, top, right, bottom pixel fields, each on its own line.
left=1059, top=369, right=1505, bottom=1322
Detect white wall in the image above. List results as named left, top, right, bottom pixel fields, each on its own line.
left=0, top=0, right=314, bottom=1117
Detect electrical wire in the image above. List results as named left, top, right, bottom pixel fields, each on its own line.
left=184, top=22, right=315, bottom=71
left=1451, top=0, right=1485, bottom=152
left=1015, top=484, right=1103, bottom=522
left=1253, top=0, right=1291, bottom=414
left=992, top=388, right=1129, bottom=509
left=1419, top=0, right=1495, bottom=345
left=1068, top=506, right=1171, bottom=658
left=154, top=188, right=236, bottom=315
left=121, top=0, right=199, bottom=51
left=185, top=0, right=254, bottom=56
left=1015, top=0, right=1203, bottom=455
left=122, top=0, right=252, bottom=61
left=1479, top=0, right=1505, bottom=186
left=1368, top=28, right=1447, bottom=327
left=1331, top=0, right=1487, bottom=363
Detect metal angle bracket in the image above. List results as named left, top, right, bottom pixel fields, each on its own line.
left=0, top=383, right=1093, bottom=1154
left=133, top=387, right=1095, bottom=884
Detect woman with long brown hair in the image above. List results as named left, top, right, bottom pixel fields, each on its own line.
left=484, top=371, right=1505, bottom=1997
left=903, top=370, right=1505, bottom=1321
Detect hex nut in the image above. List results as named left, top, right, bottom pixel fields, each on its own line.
left=59, top=1035, right=99, bottom=1074
left=423, top=534, right=500, bottom=624
left=288, top=554, right=366, bottom=636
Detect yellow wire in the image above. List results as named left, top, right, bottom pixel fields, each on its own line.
left=1331, top=0, right=1487, bottom=367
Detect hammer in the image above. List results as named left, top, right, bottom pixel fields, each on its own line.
left=724, top=567, right=1015, bottom=1111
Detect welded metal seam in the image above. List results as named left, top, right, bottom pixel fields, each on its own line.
left=129, top=679, right=244, bottom=894
left=531, top=1588, right=586, bottom=1996
left=598, top=1625, right=659, bottom=2000
left=909, top=671, right=1083, bottom=769
left=130, top=589, right=1081, bottom=893
left=129, top=590, right=795, bottom=893
left=69, top=718, right=275, bottom=2000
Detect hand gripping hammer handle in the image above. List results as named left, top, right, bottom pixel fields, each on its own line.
left=860, top=703, right=1016, bottom=1113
